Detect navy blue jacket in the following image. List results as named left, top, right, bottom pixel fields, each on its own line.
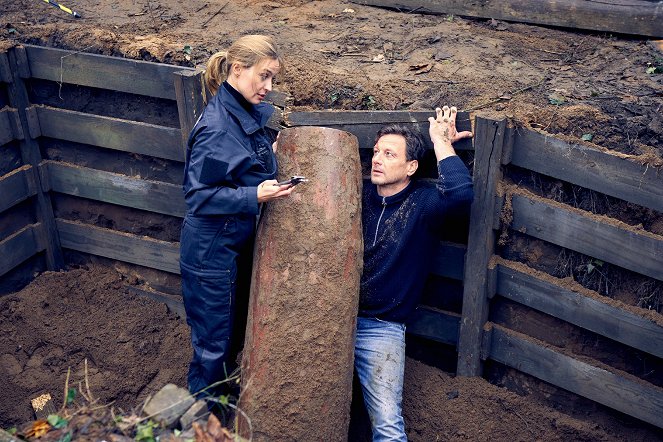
left=183, top=84, right=277, bottom=217
left=359, top=155, right=474, bottom=323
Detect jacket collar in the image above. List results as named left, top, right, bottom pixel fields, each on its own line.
left=370, top=180, right=417, bottom=205
left=218, top=86, right=274, bottom=135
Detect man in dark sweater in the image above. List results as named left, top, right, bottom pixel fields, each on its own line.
left=355, top=106, right=474, bottom=441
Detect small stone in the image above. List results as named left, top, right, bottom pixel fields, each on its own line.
left=434, top=50, right=453, bottom=61
left=143, top=384, right=195, bottom=427
left=180, top=400, right=208, bottom=430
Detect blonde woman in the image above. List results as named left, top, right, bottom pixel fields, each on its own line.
left=180, top=35, right=294, bottom=406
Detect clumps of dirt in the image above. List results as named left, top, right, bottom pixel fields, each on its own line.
left=1, top=265, right=661, bottom=440
left=402, top=357, right=658, bottom=441
left=522, top=103, right=609, bottom=139
left=0, top=264, right=190, bottom=428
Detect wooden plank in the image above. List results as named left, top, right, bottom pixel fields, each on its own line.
left=5, top=107, right=24, bottom=141
left=174, top=69, right=206, bottom=155
left=13, top=46, right=30, bottom=79
left=509, top=128, right=663, bottom=213
left=407, top=306, right=460, bottom=346
left=496, top=263, right=663, bottom=359
left=25, top=106, right=41, bottom=139
left=24, top=45, right=195, bottom=100
left=6, top=47, right=63, bottom=270
left=510, top=192, right=663, bottom=281
left=457, top=118, right=507, bottom=376
left=265, top=90, right=290, bottom=109
left=349, top=0, right=663, bottom=39
left=0, top=108, right=15, bottom=145
left=0, top=166, right=37, bottom=214
left=431, top=241, right=465, bottom=280
left=56, top=219, right=180, bottom=274
left=0, top=224, right=43, bottom=278
left=489, top=325, right=663, bottom=428
left=285, top=110, right=473, bottom=151
left=36, top=106, right=184, bottom=162
left=46, top=161, right=186, bottom=217
left=0, top=51, right=12, bottom=83
left=126, top=285, right=186, bottom=319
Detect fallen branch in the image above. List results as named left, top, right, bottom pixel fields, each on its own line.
left=60, top=367, right=71, bottom=411
left=202, top=1, right=229, bottom=27
left=402, top=78, right=455, bottom=84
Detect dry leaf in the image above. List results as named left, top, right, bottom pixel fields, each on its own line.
left=409, top=63, right=433, bottom=74
left=25, top=420, right=51, bottom=438
left=206, top=413, right=222, bottom=437
left=207, top=415, right=234, bottom=441
left=193, top=421, right=214, bottom=442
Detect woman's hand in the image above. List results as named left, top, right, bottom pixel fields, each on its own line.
left=257, top=179, right=296, bottom=203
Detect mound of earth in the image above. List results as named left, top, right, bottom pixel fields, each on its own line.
left=0, top=266, right=660, bottom=441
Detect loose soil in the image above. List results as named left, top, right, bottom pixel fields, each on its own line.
left=1, top=266, right=659, bottom=441
left=2, top=0, right=663, bottom=439
left=1, top=0, right=662, bottom=158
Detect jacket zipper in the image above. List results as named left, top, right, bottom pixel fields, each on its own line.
left=373, top=197, right=387, bottom=247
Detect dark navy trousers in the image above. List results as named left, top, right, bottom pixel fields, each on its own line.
left=180, top=214, right=255, bottom=396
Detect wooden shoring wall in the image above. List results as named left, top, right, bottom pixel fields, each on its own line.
left=349, top=0, right=663, bottom=39
left=455, top=119, right=663, bottom=428
left=0, top=48, right=58, bottom=286
left=283, top=109, right=476, bottom=348
left=1, top=43, right=662, bottom=428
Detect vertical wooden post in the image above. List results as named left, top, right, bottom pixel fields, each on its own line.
left=0, top=51, right=12, bottom=84
left=457, top=117, right=507, bottom=376
left=173, top=69, right=205, bottom=156
left=5, top=46, right=63, bottom=270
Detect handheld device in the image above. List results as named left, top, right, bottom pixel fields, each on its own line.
left=277, top=176, right=309, bottom=186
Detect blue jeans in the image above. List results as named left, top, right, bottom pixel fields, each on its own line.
left=354, top=316, right=407, bottom=442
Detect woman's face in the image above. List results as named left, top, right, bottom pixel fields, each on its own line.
left=229, top=57, right=281, bottom=104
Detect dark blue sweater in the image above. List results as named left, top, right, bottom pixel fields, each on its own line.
left=359, top=155, right=474, bottom=323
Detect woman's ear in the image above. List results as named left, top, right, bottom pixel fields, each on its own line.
left=407, top=160, right=419, bottom=177
left=231, top=63, right=242, bottom=77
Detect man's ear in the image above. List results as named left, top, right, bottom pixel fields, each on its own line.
left=407, top=160, right=418, bottom=177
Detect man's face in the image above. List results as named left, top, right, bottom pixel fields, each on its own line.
left=371, top=134, right=418, bottom=195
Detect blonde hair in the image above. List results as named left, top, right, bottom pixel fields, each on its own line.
left=204, top=35, right=284, bottom=97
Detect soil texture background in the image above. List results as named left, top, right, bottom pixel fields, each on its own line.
left=1, top=0, right=662, bottom=158
left=1, top=0, right=663, bottom=440
left=0, top=266, right=659, bottom=441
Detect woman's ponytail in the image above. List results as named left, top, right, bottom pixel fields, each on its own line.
left=204, top=51, right=228, bottom=97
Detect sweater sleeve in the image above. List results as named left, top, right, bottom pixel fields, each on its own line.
left=425, top=155, right=474, bottom=230
left=183, top=123, right=260, bottom=216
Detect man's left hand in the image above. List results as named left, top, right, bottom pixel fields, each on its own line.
left=428, top=106, right=473, bottom=160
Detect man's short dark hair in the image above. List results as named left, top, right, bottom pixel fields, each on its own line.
left=375, top=124, right=426, bottom=162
